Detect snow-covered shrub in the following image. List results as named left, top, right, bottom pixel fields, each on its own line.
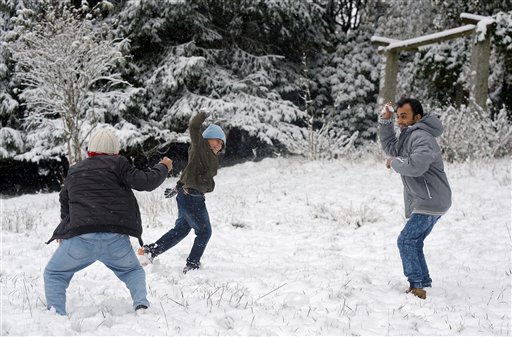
left=0, top=127, right=23, bottom=158
left=134, top=187, right=177, bottom=228
left=437, top=104, right=512, bottom=162
left=8, top=5, right=130, bottom=164
left=311, top=200, right=378, bottom=229
left=309, top=126, right=359, bottom=160
left=340, top=202, right=379, bottom=228
left=2, top=208, right=39, bottom=232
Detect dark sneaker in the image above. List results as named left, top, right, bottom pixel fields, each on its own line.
left=135, top=304, right=148, bottom=311
left=137, top=245, right=154, bottom=266
left=183, top=262, right=201, bottom=274
left=406, top=287, right=426, bottom=299
left=135, top=304, right=148, bottom=315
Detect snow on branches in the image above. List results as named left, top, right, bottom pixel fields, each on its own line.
left=7, top=6, right=130, bottom=164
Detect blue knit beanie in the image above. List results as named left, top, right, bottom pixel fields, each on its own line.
left=202, top=124, right=226, bottom=147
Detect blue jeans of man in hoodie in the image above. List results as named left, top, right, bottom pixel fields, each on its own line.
left=151, top=187, right=212, bottom=267
left=397, top=214, right=441, bottom=288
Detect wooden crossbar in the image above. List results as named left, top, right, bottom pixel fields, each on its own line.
left=371, top=24, right=477, bottom=52
left=371, top=13, right=496, bottom=52
left=384, top=24, right=476, bottom=51
left=371, top=13, right=494, bottom=110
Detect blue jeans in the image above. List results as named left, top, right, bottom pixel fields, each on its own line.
left=151, top=188, right=212, bottom=267
left=397, top=214, right=441, bottom=289
left=44, top=233, right=148, bottom=315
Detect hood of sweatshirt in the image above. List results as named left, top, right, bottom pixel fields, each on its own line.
left=408, top=113, right=443, bottom=138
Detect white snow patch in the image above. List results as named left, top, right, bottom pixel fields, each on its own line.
left=1, top=157, right=510, bottom=335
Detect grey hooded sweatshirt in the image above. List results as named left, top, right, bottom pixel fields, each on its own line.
left=379, top=113, right=452, bottom=218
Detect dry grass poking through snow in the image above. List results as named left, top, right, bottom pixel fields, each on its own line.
left=1, top=157, right=510, bottom=336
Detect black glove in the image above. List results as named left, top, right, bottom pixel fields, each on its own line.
left=164, top=187, right=178, bottom=198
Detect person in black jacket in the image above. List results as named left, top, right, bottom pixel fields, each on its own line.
left=44, top=129, right=172, bottom=315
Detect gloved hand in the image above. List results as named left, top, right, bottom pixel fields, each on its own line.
left=164, top=187, right=178, bottom=198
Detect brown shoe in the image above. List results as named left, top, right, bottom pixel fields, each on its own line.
left=406, top=287, right=426, bottom=299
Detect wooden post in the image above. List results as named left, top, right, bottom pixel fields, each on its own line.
left=372, top=13, right=494, bottom=111
left=469, top=28, right=492, bottom=111
left=378, top=50, right=398, bottom=106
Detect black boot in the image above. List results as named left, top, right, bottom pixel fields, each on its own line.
left=183, top=260, right=201, bottom=274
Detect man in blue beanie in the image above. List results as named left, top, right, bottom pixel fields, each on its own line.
left=138, top=111, right=226, bottom=273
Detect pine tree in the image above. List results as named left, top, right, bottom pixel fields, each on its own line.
left=309, top=0, right=382, bottom=143
left=0, top=0, right=23, bottom=158
left=108, top=0, right=329, bottom=156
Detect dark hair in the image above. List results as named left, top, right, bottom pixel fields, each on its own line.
left=396, top=98, right=424, bottom=117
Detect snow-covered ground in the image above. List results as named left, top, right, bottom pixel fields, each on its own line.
left=1, top=156, right=510, bottom=336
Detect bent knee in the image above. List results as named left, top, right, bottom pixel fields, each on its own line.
left=197, top=225, right=212, bottom=238
left=203, top=227, right=212, bottom=238
left=397, top=234, right=418, bottom=247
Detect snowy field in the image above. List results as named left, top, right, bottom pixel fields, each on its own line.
left=1, top=156, right=511, bottom=336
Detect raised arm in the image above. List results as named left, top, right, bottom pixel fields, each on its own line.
left=379, top=121, right=399, bottom=157
left=189, top=111, right=208, bottom=145
left=378, top=104, right=399, bottom=156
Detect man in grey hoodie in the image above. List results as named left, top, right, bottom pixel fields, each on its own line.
left=379, top=98, right=452, bottom=299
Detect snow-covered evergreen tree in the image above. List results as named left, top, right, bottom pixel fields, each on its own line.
left=1, top=0, right=510, bottom=188
left=0, top=0, right=23, bottom=158
left=327, top=30, right=381, bottom=140
left=108, top=0, right=330, bottom=156
left=309, top=0, right=382, bottom=143
left=491, top=10, right=512, bottom=114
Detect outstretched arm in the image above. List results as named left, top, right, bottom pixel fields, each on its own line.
left=121, top=156, right=172, bottom=191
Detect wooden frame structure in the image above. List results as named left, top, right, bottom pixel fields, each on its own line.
left=371, top=13, right=495, bottom=110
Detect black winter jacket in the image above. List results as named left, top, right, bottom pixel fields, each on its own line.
left=46, top=155, right=168, bottom=245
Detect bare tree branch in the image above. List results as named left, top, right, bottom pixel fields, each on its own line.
left=8, top=7, right=130, bottom=164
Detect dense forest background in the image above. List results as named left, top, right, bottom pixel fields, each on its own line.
left=0, top=0, right=511, bottom=195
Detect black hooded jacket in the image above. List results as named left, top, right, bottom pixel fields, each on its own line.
left=46, top=155, right=168, bottom=245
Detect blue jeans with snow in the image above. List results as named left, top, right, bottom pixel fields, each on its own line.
left=44, top=233, right=148, bottom=315
left=397, top=214, right=441, bottom=289
left=151, top=187, right=212, bottom=267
